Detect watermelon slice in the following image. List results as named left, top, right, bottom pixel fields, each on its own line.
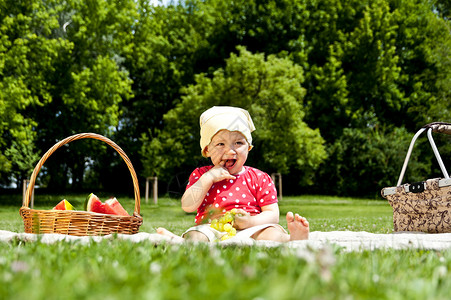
left=84, top=193, right=128, bottom=216
left=53, top=199, right=74, bottom=210
left=105, top=197, right=129, bottom=216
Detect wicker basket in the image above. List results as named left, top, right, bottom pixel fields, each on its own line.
left=20, top=133, right=143, bottom=236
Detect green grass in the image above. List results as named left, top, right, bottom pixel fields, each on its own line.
left=3, top=192, right=394, bottom=234
left=1, top=193, right=450, bottom=299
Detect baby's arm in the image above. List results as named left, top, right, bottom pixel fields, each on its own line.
left=234, top=203, right=280, bottom=229
left=181, top=164, right=236, bottom=212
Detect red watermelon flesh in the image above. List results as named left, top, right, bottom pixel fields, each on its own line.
left=85, top=193, right=126, bottom=216
left=53, top=199, right=74, bottom=210
left=105, top=198, right=129, bottom=216
left=89, top=199, right=117, bottom=215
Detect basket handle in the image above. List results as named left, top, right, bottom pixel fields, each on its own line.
left=23, top=133, right=141, bottom=216
left=396, top=122, right=451, bottom=186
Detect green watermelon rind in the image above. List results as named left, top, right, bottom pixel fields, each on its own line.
left=84, top=193, right=99, bottom=212
left=84, top=193, right=125, bottom=216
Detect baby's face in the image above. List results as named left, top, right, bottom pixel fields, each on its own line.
left=205, top=130, right=250, bottom=175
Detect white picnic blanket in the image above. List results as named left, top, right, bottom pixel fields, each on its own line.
left=2, top=230, right=451, bottom=251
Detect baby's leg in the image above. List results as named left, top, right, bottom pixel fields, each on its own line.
left=156, top=227, right=185, bottom=242
left=156, top=227, right=210, bottom=242
left=286, top=212, right=309, bottom=240
left=251, top=226, right=290, bottom=242
left=183, top=230, right=210, bottom=242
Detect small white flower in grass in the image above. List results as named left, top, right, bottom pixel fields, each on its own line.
left=3, top=273, right=12, bottom=282
left=150, top=262, right=162, bottom=274
left=317, top=245, right=336, bottom=282
left=436, top=265, right=448, bottom=278
left=11, top=261, right=29, bottom=273
left=209, top=248, right=225, bottom=266
left=255, top=252, right=268, bottom=260
left=295, top=249, right=315, bottom=264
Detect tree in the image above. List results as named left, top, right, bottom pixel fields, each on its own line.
left=0, top=0, right=136, bottom=190
left=140, top=47, right=327, bottom=187
left=432, top=0, right=451, bottom=19
left=2, top=0, right=450, bottom=197
left=117, top=0, right=217, bottom=161
left=0, top=0, right=70, bottom=186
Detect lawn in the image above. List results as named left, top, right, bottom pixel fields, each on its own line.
left=2, top=193, right=394, bottom=234
left=1, top=193, right=450, bottom=299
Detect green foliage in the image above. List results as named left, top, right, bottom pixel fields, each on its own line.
left=432, top=0, right=451, bottom=19
left=4, top=123, right=40, bottom=184
left=141, top=47, right=327, bottom=184
left=0, top=0, right=68, bottom=182
left=316, top=125, right=432, bottom=197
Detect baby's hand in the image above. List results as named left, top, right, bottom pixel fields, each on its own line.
left=233, top=209, right=252, bottom=230
left=207, top=163, right=236, bottom=183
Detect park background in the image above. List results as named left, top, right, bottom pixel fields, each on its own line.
left=0, top=0, right=450, bottom=200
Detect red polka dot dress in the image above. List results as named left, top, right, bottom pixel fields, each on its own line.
left=186, top=166, right=278, bottom=224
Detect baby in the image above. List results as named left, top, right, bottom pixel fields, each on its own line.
left=157, top=106, right=309, bottom=242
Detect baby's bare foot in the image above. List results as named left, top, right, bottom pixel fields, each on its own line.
left=286, top=212, right=309, bottom=241
left=156, top=227, right=184, bottom=242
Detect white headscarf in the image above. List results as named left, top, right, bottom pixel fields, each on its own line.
left=199, top=106, right=256, bottom=157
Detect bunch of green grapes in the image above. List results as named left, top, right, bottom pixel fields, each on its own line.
left=210, top=209, right=238, bottom=241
